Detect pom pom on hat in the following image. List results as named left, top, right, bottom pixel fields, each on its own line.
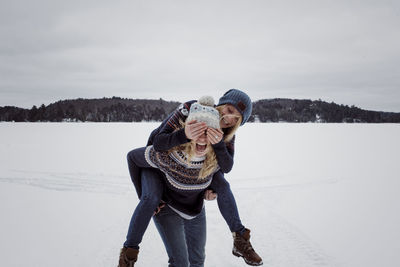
left=198, top=95, right=215, bottom=107
left=187, top=96, right=220, bottom=129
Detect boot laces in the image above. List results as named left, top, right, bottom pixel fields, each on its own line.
left=235, top=235, right=255, bottom=253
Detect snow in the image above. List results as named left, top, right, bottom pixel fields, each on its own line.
left=1, top=122, right=399, bottom=267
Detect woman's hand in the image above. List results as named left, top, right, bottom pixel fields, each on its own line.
left=185, top=120, right=207, bottom=140
left=206, top=127, right=224, bottom=144
left=204, top=190, right=217, bottom=201
left=153, top=202, right=166, bottom=215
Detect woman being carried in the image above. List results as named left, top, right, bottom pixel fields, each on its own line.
left=119, top=89, right=263, bottom=266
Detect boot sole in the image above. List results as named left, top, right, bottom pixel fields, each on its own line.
left=232, top=249, right=263, bottom=266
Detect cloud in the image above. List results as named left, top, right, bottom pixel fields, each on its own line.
left=0, top=0, right=399, bottom=111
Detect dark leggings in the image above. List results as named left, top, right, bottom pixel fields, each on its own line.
left=210, top=170, right=245, bottom=234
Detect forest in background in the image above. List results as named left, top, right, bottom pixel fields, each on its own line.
left=1, top=96, right=400, bottom=123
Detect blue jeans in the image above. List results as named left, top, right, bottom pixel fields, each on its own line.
left=124, top=148, right=164, bottom=249
left=153, top=205, right=207, bottom=267
left=210, top=170, right=245, bottom=234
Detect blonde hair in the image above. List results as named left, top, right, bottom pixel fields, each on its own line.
left=170, top=120, right=218, bottom=179
left=215, top=105, right=242, bottom=142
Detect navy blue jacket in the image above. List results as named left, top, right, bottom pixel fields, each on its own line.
left=131, top=100, right=236, bottom=201
left=147, top=100, right=235, bottom=173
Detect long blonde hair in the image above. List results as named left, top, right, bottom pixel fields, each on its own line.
left=170, top=120, right=218, bottom=179
left=172, top=142, right=218, bottom=179
left=215, top=105, right=242, bottom=142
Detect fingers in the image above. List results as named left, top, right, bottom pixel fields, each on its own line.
left=204, top=190, right=210, bottom=200
left=191, top=123, right=207, bottom=136
left=192, top=131, right=204, bottom=140
left=190, top=127, right=206, bottom=140
left=207, top=127, right=221, bottom=136
left=191, top=122, right=207, bottom=133
left=186, top=121, right=224, bottom=144
left=206, top=134, right=216, bottom=144
left=206, top=128, right=223, bottom=144
left=185, top=121, right=207, bottom=140
left=204, top=190, right=217, bottom=200
left=153, top=202, right=166, bottom=216
left=208, top=191, right=217, bottom=200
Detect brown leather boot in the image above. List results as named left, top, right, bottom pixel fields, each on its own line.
left=118, top=247, right=139, bottom=267
left=232, top=228, right=263, bottom=266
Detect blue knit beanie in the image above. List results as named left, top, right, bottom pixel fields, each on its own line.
left=217, top=89, right=252, bottom=125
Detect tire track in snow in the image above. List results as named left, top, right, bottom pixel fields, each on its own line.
left=230, top=174, right=341, bottom=190
left=226, top=175, right=343, bottom=267
left=0, top=170, right=133, bottom=195
left=260, top=209, right=341, bottom=267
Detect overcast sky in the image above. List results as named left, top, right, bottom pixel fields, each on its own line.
left=0, top=0, right=399, bottom=112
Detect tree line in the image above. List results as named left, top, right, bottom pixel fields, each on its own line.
left=252, top=99, right=400, bottom=123
left=1, top=96, right=399, bottom=123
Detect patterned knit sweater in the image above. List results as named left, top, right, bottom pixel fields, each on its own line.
left=147, top=100, right=236, bottom=173
left=144, top=145, right=219, bottom=216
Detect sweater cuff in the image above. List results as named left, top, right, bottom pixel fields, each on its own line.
left=211, top=140, right=225, bottom=150
left=175, top=128, right=190, bottom=144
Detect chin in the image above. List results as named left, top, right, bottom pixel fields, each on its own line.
left=197, top=152, right=207, bottom=157
left=194, top=148, right=207, bottom=157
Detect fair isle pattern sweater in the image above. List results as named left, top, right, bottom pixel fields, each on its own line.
left=144, top=145, right=219, bottom=216
left=147, top=100, right=236, bottom=173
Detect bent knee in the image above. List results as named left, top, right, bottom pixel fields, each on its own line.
left=127, top=149, right=136, bottom=162
left=213, top=178, right=231, bottom=192
left=140, top=193, right=161, bottom=207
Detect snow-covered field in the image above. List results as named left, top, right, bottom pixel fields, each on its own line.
left=1, top=122, right=399, bottom=267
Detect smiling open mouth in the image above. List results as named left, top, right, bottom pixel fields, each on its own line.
left=196, top=143, right=207, bottom=153
left=220, top=116, right=230, bottom=127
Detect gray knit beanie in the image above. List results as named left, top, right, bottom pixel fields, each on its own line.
left=217, top=89, right=252, bottom=125
left=186, top=96, right=220, bottom=129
